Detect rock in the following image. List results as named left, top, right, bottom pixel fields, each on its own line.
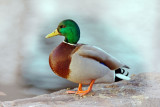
left=1, top=72, right=160, bottom=107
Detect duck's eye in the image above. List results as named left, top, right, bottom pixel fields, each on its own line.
left=60, top=25, right=66, bottom=28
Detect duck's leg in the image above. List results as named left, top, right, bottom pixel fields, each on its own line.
left=66, top=83, right=83, bottom=94
left=76, top=80, right=95, bottom=96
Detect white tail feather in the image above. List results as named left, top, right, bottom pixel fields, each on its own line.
left=115, top=73, right=131, bottom=80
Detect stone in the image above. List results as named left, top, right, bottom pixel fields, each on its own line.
left=1, top=72, right=160, bottom=107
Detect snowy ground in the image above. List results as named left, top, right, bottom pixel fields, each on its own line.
left=0, top=0, right=159, bottom=101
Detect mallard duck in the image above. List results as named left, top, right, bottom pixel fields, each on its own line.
left=45, top=19, right=130, bottom=96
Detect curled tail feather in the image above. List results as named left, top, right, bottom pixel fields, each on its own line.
left=115, top=67, right=130, bottom=82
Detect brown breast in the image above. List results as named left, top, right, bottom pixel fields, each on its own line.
left=49, top=42, right=78, bottom=78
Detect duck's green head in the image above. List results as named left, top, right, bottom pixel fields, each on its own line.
left=45, top=19, right=80, bottom=44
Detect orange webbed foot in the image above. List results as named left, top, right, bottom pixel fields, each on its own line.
left=66, top=83, right=82, bottom=94
left=66, top=90, right=77, bottom=94
left=66, top=80, right=95, bottom=96
left=76, top=90, right=90, bottom=96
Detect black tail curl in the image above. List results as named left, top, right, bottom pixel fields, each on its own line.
left=115, top=68, right=129, bottom=82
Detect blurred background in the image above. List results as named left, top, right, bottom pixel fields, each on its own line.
left=0, top=0, right=159, bottom=101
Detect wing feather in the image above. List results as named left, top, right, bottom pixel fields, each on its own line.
left=75, top=45, right=129, bottom=70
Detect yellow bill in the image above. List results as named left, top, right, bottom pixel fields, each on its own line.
left=45, top=29, right=60, bottom=38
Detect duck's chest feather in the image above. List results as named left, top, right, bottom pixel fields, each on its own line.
left=49, top=42, right=78, bottom=78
